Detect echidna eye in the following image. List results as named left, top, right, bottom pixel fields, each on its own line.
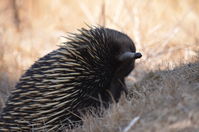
left=130, top=45, right=136, bottom=52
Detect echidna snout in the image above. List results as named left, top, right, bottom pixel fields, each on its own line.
left=0, top=26, right=142, bottom=131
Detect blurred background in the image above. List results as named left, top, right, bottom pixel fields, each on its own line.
left=0, top=0, right=199, bottom=108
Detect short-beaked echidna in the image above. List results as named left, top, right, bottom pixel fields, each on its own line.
left=0, top=26, right=142, bottom=131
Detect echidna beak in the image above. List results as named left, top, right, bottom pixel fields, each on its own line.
left=119, top=52, right=142, bottom=61
left=134, top=52, right=142, bottom=59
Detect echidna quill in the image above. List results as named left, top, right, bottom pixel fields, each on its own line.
left=0, top=26, right=142, bottom=131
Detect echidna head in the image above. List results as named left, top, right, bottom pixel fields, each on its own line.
left=106, top=28, right=142, bottom=78
left=102, top=28, right=142, bottom=103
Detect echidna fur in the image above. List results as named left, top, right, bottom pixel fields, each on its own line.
left=0, top=26, right=142, bottom=131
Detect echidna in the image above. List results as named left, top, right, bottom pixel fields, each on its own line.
left=0, top=26, right=142, bottom=131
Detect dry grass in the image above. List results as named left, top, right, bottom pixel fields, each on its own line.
left=0, top=0, right=199, bottom=131
left=70, top=58, right=199, bottom=132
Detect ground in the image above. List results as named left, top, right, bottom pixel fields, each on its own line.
left=70, top=59, right=199, bottom=132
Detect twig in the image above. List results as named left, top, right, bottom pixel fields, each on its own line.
left=123, top=116, right=140, bottom=132
left=10, top=0, right=20, bottom=31
left=99, top=0, right=106, bottom=26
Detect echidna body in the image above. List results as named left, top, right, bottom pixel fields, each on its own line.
left=0, top=27, right=142, bottom=131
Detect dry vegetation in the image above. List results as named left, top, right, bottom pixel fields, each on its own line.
left=70, top=58, right=199, bottom=132
left=0, top=0, right=199, bottom=131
